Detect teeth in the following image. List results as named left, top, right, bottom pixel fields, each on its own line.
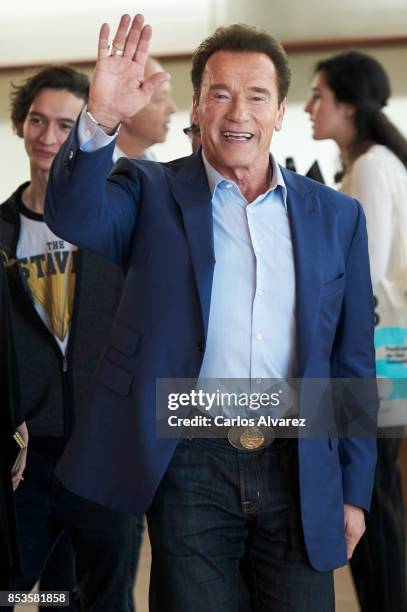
left=223, top=131, right=252, bottom=139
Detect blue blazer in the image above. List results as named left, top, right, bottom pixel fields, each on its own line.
left=45, top=130, right=377, bottom=572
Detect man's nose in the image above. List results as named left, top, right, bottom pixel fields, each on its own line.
left=227, top=98, right=250, bottom=122
left=39, top=123, right=57, bottom=144
left=304, top=98, right=312, bottom=114
left=167, top=97, right=177, bottom=115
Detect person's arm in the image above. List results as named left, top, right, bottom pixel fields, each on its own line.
left=45, top=126, right=138, bottom=265
left=348, top=153, right=393, bottom=285
left=45, top=13, right=170, bottom=265
left=330, top=199, right=378, bottom=558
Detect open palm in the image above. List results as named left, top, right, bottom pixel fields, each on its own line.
left=88, top=14, right=170, bottom=128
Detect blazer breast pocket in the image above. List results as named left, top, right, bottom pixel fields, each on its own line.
left=321, top=273, right=345, bottom=299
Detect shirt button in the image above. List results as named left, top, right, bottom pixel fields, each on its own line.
left=225, top=183, right=233, bottom=189
left=85, top=129, right=91, bottom=137
left=255, top=247, right=261, bottom=254
left=256, top=378, right=262, bottom=384
left=256, top=333, right=263, bottom=340
left=258, top=289, right=263, bottom=296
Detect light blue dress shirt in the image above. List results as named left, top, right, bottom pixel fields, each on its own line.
left=199, top=155, right=296, bottom=383
left=78, top=108, right=118, bottom=151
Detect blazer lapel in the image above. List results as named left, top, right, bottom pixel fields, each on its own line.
left=168, top=153, right=215, bottom=338
left=281, top=169, right=322, bottom=376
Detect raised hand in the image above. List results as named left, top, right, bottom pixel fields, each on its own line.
left=88, top=14, right=170, bottom=132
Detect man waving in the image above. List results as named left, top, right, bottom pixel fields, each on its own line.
left=46, top=14, right=377, bottom=611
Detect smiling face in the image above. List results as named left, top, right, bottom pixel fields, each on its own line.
left=21, top=87, right=84, bottom=175
left=193, top=51, right=285, bottom=181
left=304, top=71, right=355, bottom=144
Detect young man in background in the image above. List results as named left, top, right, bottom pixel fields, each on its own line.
left=0, top=65, right=138, bottom=612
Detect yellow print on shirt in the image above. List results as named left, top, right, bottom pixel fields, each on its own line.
left=18, top=245, right=77, bottom=341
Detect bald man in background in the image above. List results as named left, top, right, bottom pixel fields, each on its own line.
left=114, top=56, right=176, bottom=162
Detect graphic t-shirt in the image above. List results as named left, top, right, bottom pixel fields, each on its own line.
left=16, top=196, right=77, bottom=354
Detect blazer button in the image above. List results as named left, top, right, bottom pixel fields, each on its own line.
left=197, top=341, right=205, bottom=353
left=65, top=149, right=74, bottom=170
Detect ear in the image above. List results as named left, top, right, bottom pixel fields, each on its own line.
left=275, top=98, right=286, bottom=132
left=344, top=103, right=356, bottom=119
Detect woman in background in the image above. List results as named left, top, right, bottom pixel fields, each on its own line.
left=305, top=50, right=407, bottom=612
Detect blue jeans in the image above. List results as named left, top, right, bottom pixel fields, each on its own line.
left=147, top=437, right=334, bottom=612
left=8, top=449, right=141, bottom=612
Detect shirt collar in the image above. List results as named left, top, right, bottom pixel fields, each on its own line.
left=202, top=151, right=287, bottom=209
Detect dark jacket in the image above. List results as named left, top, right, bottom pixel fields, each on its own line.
left=0, top=251, right=22, bottom=581
left=0, top=184, right=124, bottom=456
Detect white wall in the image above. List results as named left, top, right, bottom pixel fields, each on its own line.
left=1, top=0, right=406, bottom=66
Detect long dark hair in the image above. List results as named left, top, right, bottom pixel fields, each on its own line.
left=315, top=50, right=407, bottom=180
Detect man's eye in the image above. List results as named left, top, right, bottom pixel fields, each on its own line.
left=60, top=123, right=73, bottom=131
left=30, top=117, right=43, bottom=125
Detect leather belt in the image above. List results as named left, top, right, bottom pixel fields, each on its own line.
left=184, top=409, right=278, bottom=451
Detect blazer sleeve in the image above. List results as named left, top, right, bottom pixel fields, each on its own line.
left=331, top=200, right=378, bottom=510
left=45, top=123, right=140, bottom=266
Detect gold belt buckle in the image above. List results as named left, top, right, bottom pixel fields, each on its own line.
left=240, top=427, right=265, bottom=449
left=227, top=426, right=274, bottom=451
